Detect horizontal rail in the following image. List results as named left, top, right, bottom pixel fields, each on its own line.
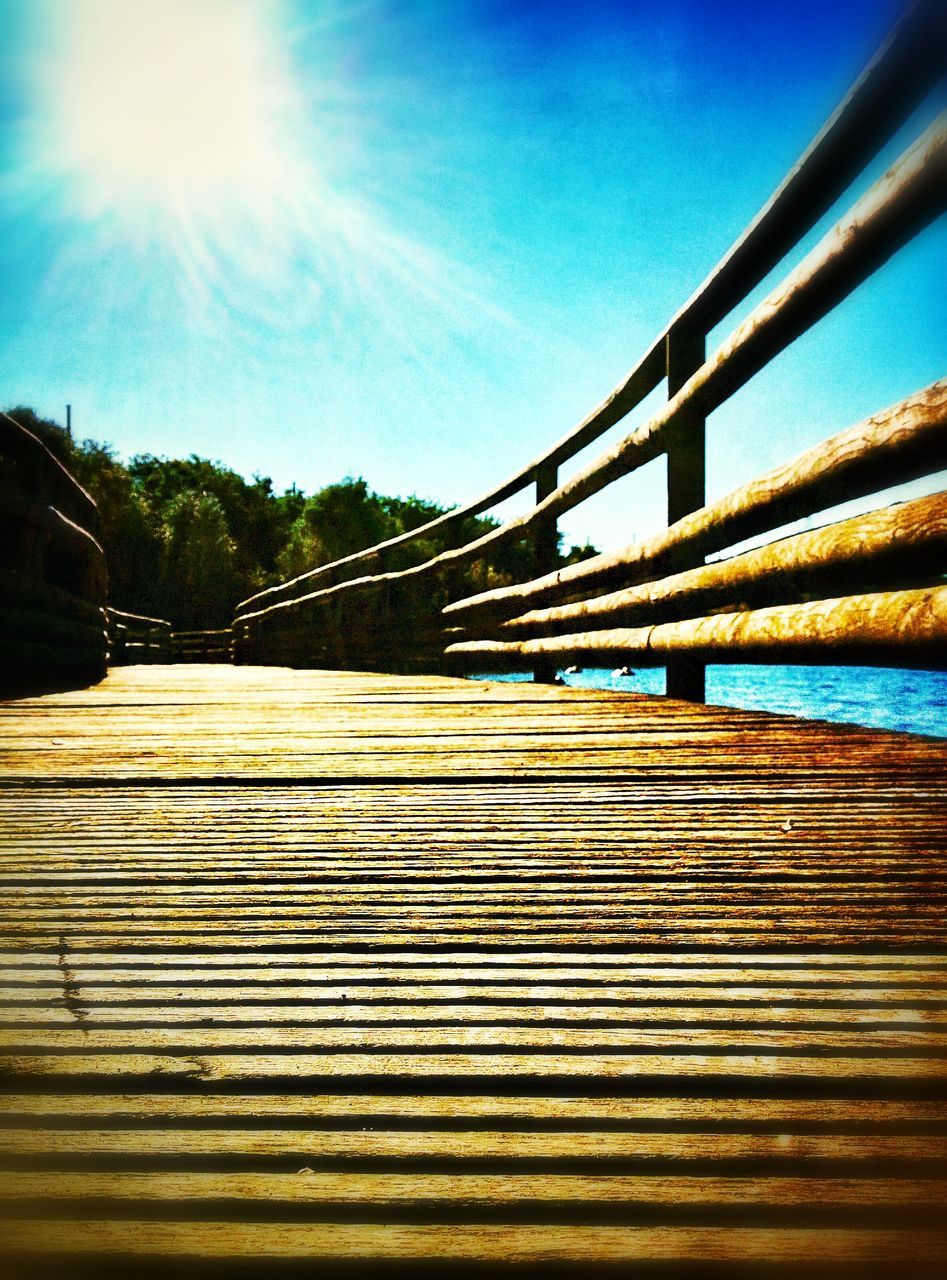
left=447, top=584, right=947, bottom=670
left=233, top=6, right=947, bottom=693
left=44, top=505, right=106, bottom=568
left=446, top=379, right=947, bottom=623
left=170, top=629, right=231, bottom=638
left=235, top=2, right=945, bottom=621
left=0, top=411, right=98, bottom=534
left=170, top=630, right=233, bottom=663
left=105, top=609, right=172, bottom=630
left=443, top=118, right=947, bottom=569
left=105, top=609, right=173, bottom=666
left=659, top=0, right=947, bottom=338
left=0, top=611, right=107, bottom=657
left=0, top=484, right=107, bottom=590
left=0, top=571, right=103, bottom=627
left=478, top=493, right=947, bottom=639
left=238, top=122, right=947, bottom=631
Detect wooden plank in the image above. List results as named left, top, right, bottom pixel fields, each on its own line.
left=1, top=665, right=945, bottom=1275
left=6, top=897, right=945, bottom=919
left=5, top=977, right=946, bottom=999
left=7, top=930, right=946, bottom=949
left=5, top=956, right=944, bottom=976
left=3, top=1171, right=946, bottom=1209
left=3, top=946, right=943, bottom=965
left=4, top=1003, right=943, bottom=1028
left=2, top=1051, right=945, bottom=1081
left=5, top=1094, right=944, bottom=1123
left=3, top=1221, right=946, bottom=1263
left=3, top=1128, right=945, bottom=1161
left=3, top=1025, right=946, bottom=1053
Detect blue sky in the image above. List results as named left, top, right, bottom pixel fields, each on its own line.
left=0, top=0, right=943, bottom=552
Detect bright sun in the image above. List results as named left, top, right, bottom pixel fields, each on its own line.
left=20, top=0, right=459, bottom=327
left=32, top=0, right=305, bottom=226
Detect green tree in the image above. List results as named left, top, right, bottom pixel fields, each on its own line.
left=66, top=439, right=163, bottom=615
left=6, top=404, right=598, bottom=635
left=562, top=541, right=599, bottom=566
left=161, top=490, right=241, bottom=628
left=300, top=477, right=395, bottom=563
left=128, top=453, right=287, bottom=595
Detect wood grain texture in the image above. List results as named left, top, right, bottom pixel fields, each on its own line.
left=1, top=414, right=108, bottom=687
left=487, top=491, right=947, bottom=639
left=0, top=664, right=945, bottom=1272
left=448, top=585, right=947, bottom=669
left=446, top=381, right=947, bottom=625
left=5, top=1220, right=947, bottom=1264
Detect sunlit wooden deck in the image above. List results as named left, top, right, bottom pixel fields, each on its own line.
left=1, top=664, right=946, bottom=1276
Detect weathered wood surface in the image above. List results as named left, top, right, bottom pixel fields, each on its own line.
left=3, top=664, right=947, bottom=782
left=169, top=629, right=233, bottom=663
left=486, top=493, right=947, bottom=638
left=449, top=585, right=947, bottom=670
left=106, top=610, right=172, bottom=667
left=0, top=664, right=945, bottom=1274
left=1, top=415, right=108, bottom=689
left=446, top=380, right=947, bottom=626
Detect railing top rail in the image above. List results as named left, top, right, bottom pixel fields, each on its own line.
left=0, top=409, right=98, bottom=529
left=445, top=380, right=947, bottom=625
left=105, top=608, right=173, bottom=628
left=236, top=112, right=947, bottom=630
left=235, top=0, right=945, bottom=621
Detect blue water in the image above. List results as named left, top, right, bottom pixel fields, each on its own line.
left=468, top=665, right=947, bottom=738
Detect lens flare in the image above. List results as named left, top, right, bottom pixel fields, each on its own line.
left=16, top=0, right=473, bottom=330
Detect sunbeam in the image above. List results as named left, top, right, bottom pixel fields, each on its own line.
left=16, top=0, right=473, bottom=330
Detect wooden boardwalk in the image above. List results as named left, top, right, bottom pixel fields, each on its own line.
left=1, top=664, right=946, bottom=1275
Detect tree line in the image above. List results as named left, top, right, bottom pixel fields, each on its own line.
left=8, top=406, right=596, bottom=629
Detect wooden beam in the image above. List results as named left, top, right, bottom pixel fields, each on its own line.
left=532, top=461, right=560, bottom=683
left=0, top=411, right=98, bottom=535
left=665, top=327, right=707, bottom=700
left=447, top=584, right=947, bottom=670
left=243, top=118, right=947, bottom=639
left=430, top=118, right=947, bottom=595
left=235, top=2, right=945, bottom=624
left=489, top=493, right=947, bottom=639
left=446, top=378, right=947, bottom=624
left=666, top=0, right=947, bottom=335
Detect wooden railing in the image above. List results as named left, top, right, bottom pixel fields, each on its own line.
left=106, top=617, right=234, bottom=665
left=233, top=1, right=947, bottom=693
left=170, top=628, right=233, bottom=663
left=0, top=411, right=108, bottom=689
left=105, top=609, right=172, bottom=665
left=1, top=422, right=236, bottom=678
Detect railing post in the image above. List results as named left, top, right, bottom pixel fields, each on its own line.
left=532, top=460, right=559, bottom=683
left=665, top=326, right=706, bottom=701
